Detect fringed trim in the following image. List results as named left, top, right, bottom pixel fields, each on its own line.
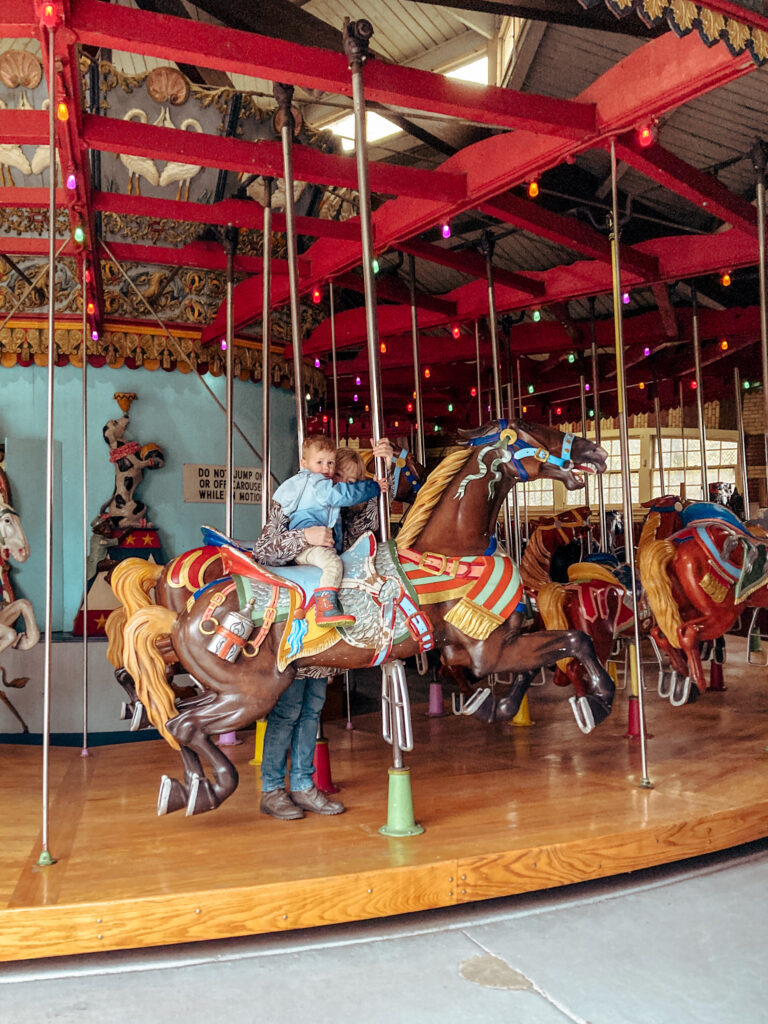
left=444, top=597, right=504, bottom=640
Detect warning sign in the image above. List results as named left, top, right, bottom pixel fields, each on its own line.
left=183, top=464, right=263, bottom=504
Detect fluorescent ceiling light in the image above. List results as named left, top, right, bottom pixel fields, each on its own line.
left=445, top=56, right=488, bottom=85
left=326, top=111, right=402, bottom=152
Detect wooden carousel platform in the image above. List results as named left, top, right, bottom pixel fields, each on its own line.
left=2, top=638, right=767, bottom=963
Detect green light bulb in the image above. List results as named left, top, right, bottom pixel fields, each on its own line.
left=527, top=384, right=534, bottom=394
left=74, top=225, right=85, bottom=243
left=372, top=258, right=380, bottom=274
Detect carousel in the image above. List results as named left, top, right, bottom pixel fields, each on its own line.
left=1, top=0, right=767, bottom=963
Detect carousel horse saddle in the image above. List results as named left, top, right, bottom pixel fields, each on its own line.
left=217, top=532, right=433, bottom=668
left=681, top=502, right=760, bottom=537
left=676, top=518, right=768, bottom=603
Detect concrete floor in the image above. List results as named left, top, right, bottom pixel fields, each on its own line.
left=2, top=838, right=766, bottom=1024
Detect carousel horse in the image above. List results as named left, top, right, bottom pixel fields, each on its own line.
left=0, top=467, right=39, bottom=657
left=118, top=418, right=612, bottom=816
left=519, top=507, right=593, bottom=596
left=532, top=496, right=688, bottom=722
left=639, top=503, right=768, bottom=702
left=105, top=444, right=429, bottom=727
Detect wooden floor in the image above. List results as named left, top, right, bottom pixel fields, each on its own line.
left=2, top=642, right=767, bottom=962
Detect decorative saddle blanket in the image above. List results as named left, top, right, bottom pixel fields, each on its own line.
left=216, top=532, right=435, bottom=671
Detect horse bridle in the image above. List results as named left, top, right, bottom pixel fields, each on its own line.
left=465, top=419, right=576, bottom=482
left=391, top=448, right=421, bottom=497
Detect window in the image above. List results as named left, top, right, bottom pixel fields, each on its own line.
left=652, top=437, right=738, bottom=499
left=445, top=56, right=488, bottom=85
left=325, top=111, right=401, bottom=153
left=518, top=477, right=554, bottom=510
left=566, top=437, right=640, bottom=507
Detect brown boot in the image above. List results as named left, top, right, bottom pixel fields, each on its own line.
left=260, top=788, right=305, bottom=820
left=314, top=588, right=354, bottom=627
left=291, top=784, right=346, bottom=815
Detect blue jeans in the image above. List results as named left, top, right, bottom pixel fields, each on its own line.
left=260, top=676, right=328, bottom=793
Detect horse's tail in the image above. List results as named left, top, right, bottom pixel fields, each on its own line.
left=637, top=509, right=660, bottom=557
left=110, top=558, right=163, bottom=618
left=122, top=606, right=180, bottom=750
left=638, top=538, right=683, bottom=649
left=104, top=607, right=126, bottom=669
left=538, top=582, right=573, bottom=671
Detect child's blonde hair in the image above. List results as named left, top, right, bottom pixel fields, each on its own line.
left=334, top=447, right=365, bottom=481
left=301, top=433, right=336, bottom=459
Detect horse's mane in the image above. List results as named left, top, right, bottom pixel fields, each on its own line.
left=395, top=447, right=472, bottom=551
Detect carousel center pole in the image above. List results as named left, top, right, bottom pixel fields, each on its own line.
left=516, top=356, right=529, bottom=542
left=274, top=81, right=306, bottom=451
left=330, top=281, right=340, bottom=445
left=609, top=137, right=652, bottom=789
left=752, top=140, right=768, bottom=493
left=482, top=232, right=517, bottom=561
left=690, top=286, right=709, bottom=500
left=344, top=18, right=388, bottom=543
left=80, top=258, right=90, bottom=759
left=40, top=13, right=58, bottom=867
left=408, top=255, right=426, bottom=465
left=261, top=181, right=273, bottom=525
left=579, top=372, right=590, bottom=510
left=734, top=367, right=751, bottom=513
left=224, top=224, right=237, bottom=535
left=589, top=297, right=608, bottom=552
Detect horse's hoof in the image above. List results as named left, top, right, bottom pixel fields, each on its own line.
left=130, top=701, right=149, bottom=731
left=185, top=773, right=219, bottom=816
left=468, top=690, right=496, bottom=724
left=669, top=675, right=692, bottom=707
left=569, top=695, right=594, bottom=734
left=158, top=774, right=187, bottom=815
left=586, top=693, right=613, bottom=728
left=120, top=701, right=131, bottom=721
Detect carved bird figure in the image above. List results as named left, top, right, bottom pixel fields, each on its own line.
left=118, top=108, right=160, bottom=195
left=158, top=116, right=203, bottom=201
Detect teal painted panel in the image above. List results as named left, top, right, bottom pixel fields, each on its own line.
left=0, top=364, right=299, bottom=628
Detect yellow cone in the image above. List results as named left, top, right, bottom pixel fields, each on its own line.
left=512, top=694, right=533, bottom=727
left=249, top=718, right=267, bottom=766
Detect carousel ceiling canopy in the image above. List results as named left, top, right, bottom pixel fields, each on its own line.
left=1, top=0, right=767, bottom=429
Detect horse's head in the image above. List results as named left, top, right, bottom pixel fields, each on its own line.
left=457, top=418, right=607, bottom=490
left=361, top=447, right=426, bottom=505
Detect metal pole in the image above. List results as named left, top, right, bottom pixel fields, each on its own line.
left=274, top=82, right=306, bottom=451
left=516, top=357, right=529, bottom=541
left=678, top=378, right=687, bottom=501
left=653, top=393, right=666, bottom=496
left=734, top=366, right=751, bottom=512
left=408, top=255, right=425, bottom=464
left=504, top=323, right=522, bottom=564
left=752, top=140, right=768, bottom=491
left=474, top=321, right=483, bottom=426
left=81, top=260, right=90, bottom=758
left=609, top=138, right=651, bottom=789
left=482, top=232, right=515, bottom=557
left=589, top=298, right=607, bottom=552
left=224, top=224, right=236, bottom=535
left=330, top=282, right=340, bottom=445
left=99, top=241, right=278, bottom=486
left=579, top=372, right=590, bottom=509
left=261, top=183, right=273, bottom=523
left=40, top=23, right=57, bottom=867
left=344, top=19, right=388, bottom=541
left=691, top=288, right=708, bottom=499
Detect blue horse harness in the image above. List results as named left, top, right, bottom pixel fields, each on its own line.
left=465, top=419, right=576, bottom=483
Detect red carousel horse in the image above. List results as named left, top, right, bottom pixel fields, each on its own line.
left=118, top=418, right=611, bottom=816
left=639, top=503, right=768, bottom=699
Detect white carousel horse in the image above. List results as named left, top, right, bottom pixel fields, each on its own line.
left=0, top=468, right=40, bottom=656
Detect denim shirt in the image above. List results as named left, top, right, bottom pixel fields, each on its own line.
left=273, top=470, right=380, bottom=550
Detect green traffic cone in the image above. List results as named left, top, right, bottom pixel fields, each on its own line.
left=379, top=767, right=424, bottom=837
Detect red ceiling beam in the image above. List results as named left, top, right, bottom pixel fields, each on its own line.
left=0, top=237, right=78, bottom=257
left=231, top=31, right=757, bottom=345
left=0, top=0, right=37, bottom=36
left=0, top=108, right=47, bottom=144
left=66, top=0, right=596, bottom=139
left=0, top=186, right=69, bottom=207
left=82, top=114, right=466, bottom=203
left=334, top=272, right=457, bottom=317
left=395, top=239, right=546, bottom=298
left=614, top=135, right=758, bottom=236
left=92, top=192, right=363, bottom=241
left=651, top=282, right=678, bottom=339
left=478, top=192, right=659, bottom=280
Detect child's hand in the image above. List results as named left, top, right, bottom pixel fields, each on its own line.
left=370, top=437, right=394, bottom=463
left=303, top=526, right=334, bottom=547
left=375, top=476, right=389, bottom=495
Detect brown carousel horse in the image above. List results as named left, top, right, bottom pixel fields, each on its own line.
left=639, top=502, right=768, bottom=700
left=105, top=447, right=427, bottom=723
left=119, top=418, right=611, bottom=816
